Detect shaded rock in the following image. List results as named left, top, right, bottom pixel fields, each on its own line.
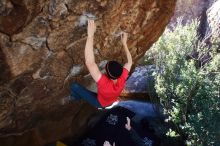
left=0, top=0, right=13, bottom=16
left=124, top=65, right=155, bottom=93
left=0, top=89, right=16, bottom=130
left=0, top=101, right=100, bottom=146
left=0, top=45, right=11, bottom=84
left=1, top=42, right=47, bottom=77
left=0, top=0, right=44, bottom=35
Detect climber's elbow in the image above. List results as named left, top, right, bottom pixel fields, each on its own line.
left=127, top=59, right=133, bottom=66
left=85, top=61, right=95, bottom=67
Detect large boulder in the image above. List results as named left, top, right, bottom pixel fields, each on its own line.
left=0, top=0, right=176, bottom=145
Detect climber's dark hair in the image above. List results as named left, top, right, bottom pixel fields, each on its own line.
left=105, top=61, right=123, bottom=80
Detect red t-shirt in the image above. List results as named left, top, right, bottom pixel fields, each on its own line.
left=97, top=68, right=129, bottom=107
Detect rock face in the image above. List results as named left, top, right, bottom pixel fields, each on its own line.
left=169, top=0, right=212, bottom=25
left=207, top=0, right=220, bottom=36
left=167, top=0, right=219, bottom=39
left=0, top=0, right=176, bottom=145
left=124, top=65, right=155, bottom=93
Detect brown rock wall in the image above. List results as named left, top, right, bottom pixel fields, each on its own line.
left=0, top=0, right=176, bottom=145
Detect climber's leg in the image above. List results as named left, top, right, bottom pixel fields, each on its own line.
left=70, top=82, right=102, bottom=108
left=70, top=83, right=82, bottom=100
left=117, top=100, right=163, bottom=117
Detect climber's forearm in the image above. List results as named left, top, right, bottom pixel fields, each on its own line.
left=85, top=36, right=96, bottom=65
left=84, top=36, right=101, bottom=82
left=123, top=44, right=132, bottom=64
left=84, top=20, right=101, bottom=82
left=123, top=44, right=132, bottom=71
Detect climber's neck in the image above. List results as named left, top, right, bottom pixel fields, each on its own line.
left=113, top=79, right=117, bottom=84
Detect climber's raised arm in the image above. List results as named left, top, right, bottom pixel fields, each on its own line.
left=85, top=20, right=102, bottom=82
left=121, top=32, right=133, bottom=72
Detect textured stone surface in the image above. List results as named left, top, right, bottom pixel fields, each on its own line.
left=207, top=0, right=220, bottom=36
left=124, top=65, right=155, bottom=93
left=0, top=0, right=176, bottom=145
left=167, top=0, right=216, bottom=40
left=169, top=0, right=213, bottom=26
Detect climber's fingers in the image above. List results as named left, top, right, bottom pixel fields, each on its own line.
left=126, top=117, right=130, bottom=124
left=88, top=19, right=92, bottom=28
left=125, top=117, right=131, bottom=128
left=121, top=32, right=127, bottom=39
left=88, top=19, right=95, bottom=26
left=87, top=20, right=96, bottom=37
left=125, top=118, right=131, bottom=130
left=120, top=32, right=124, bottom=42
left=121, top=32, right=128, bottom=44
left=88, top=20, right=93, bottom=28
left=103, top=141, right=111, bottom=146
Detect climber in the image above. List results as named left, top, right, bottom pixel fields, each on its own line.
left=62, top=19, right=132, bottom=109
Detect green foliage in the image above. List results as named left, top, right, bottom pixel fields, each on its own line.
left=145, top=20, right=220, bottom=145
